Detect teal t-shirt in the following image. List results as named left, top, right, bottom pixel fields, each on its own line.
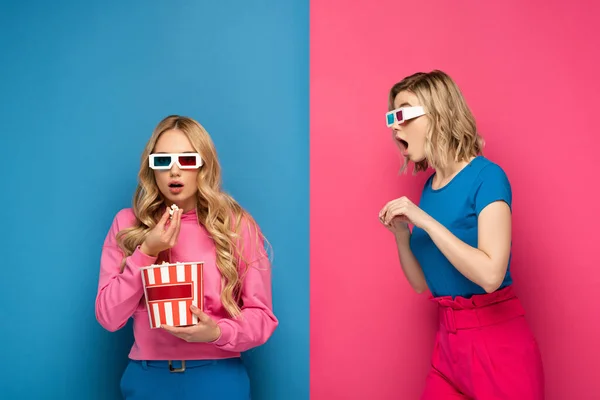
left=409, top=156, right=513, bottom=298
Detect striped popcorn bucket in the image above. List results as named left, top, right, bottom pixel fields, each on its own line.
left=140, top=261, right=204, bottom=329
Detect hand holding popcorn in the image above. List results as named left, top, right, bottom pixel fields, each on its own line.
left=140, top=205, right=183, bottom=257
left=161, top=305, right=221, bottom=343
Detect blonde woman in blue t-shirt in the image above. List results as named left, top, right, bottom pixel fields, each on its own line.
left=379, top=70, right=544, bottom=400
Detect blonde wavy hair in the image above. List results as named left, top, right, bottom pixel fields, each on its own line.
left=388, top=70, right=484, bottom=173
left=116, top=115, right=269, bottom=318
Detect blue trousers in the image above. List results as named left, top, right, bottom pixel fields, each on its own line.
left=120, top=357, right=251, bottom=400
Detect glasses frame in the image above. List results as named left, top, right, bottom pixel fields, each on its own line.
left=148, top=153, right=203, bottom=170
left=385, top=106, right=426, bottom=127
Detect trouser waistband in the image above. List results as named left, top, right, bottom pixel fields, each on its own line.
left=130, top=357, right=241, bottom=373
left=432, top=286, right=526, bottom=333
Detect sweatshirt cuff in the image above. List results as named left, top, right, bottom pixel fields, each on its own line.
left=129, top=246, right=158, bottom=269
left=212, top=319, right=234, bottom=347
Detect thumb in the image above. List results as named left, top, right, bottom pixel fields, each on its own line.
left=190, top=305, right=209, bottom=322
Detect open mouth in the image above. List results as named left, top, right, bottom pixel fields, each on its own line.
left=396, top=138, right=409, bottom=150
left=168, top=182, right=184, bottom=188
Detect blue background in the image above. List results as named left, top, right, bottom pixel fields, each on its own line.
left=0, top=1, right=309, bottom=399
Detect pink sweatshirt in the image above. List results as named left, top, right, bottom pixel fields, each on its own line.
left=95, top=207, right=278, bottom=360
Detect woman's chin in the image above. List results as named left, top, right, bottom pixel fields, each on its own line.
left=408, top=154, right=426, bottom=163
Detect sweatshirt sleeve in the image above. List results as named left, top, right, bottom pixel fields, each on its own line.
left=95, top=210, right=158, bottom=332
left=211, top=218, right=278, bottom=352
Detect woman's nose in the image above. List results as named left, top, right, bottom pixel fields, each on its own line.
left=170, top=164, right=181, bottom=176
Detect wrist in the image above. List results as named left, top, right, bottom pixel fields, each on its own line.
left=394, top=229, right=411, bottom=242
left=140, top=242, right=158, bottom=257
left=210, top=325, right=222, bottom=342
left=211, top=320, right=233, bottom=346
left=420, top=214, right=437, bottom=234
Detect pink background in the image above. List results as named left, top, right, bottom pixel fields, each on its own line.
left=310, top=1, right=600, bottom=399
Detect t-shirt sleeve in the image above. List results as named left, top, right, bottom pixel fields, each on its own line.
left=474, top=163, right=512, bottom=216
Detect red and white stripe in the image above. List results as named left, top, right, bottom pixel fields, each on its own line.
left=140, top=262, right=204, bottom=329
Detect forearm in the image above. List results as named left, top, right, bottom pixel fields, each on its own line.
left=394, top=232, right=428, bottom=293
left=421, top=217, right=504, bottom=293
left=212, top=307, right=278, bottom=353
left=95, top=247, right=156, bottom=331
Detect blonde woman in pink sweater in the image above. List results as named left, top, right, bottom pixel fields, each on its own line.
left=95, top=115, right=278, bottom=400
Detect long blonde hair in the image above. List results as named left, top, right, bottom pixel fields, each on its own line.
left=116, top=115, right=269, bottom=318
left=388, top=70, right=484, bottom=173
